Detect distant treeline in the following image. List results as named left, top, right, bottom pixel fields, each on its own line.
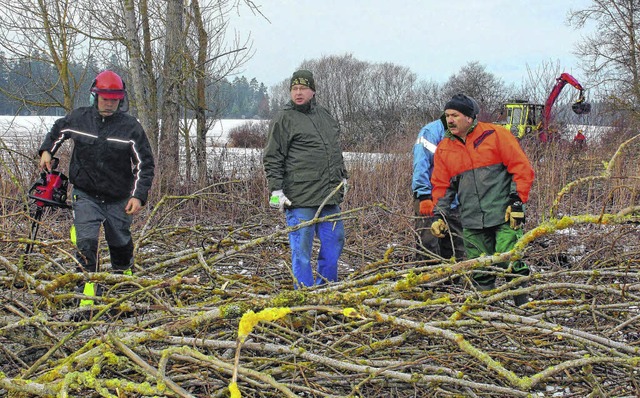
left=0, top=57, right=270, bottom=119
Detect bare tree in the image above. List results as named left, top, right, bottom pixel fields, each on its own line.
left=0, top=0, right=93, bottom=111
left=268, top=79, right=290, bottom=118
left=295, top=54, right=418, bottom=150
left=367, top=63, right=417, bottom=116
left=102, top=0, right=260, bottom=191
left=569, top=0, right=640, bottom=113
left=183, top=1, right=256, bottom=185
left=155, top=0, right=184, bottom=194
left=122, top=0, right=160, bottom=152
left=442, top=61, right=513, bottom=119
left=300, top=54, right=369, bottom=128
left=361, top=63, right=418, bottom=145
left=311, top=55, right=370, bottom=148
left=412, top=79, right=444, bottom=122
left=187, top=0, right=210, bottom=185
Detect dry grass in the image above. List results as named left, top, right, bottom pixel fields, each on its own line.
left=0, top=126, right=639, bottom=397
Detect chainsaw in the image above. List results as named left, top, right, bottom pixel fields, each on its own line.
left=25, top=157, right=71, bottom=254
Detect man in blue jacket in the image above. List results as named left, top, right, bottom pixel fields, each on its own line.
left=412, top=114, right=465, bottom=264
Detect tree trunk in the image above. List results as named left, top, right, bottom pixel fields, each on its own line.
left=191, top=0, right=209, bottom=186
left=157, top=0, right=184, bottom=194
left=123, top=0, right=159, bottom=155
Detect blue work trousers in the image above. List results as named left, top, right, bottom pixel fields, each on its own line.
left=285, top=205, right=345, bottom=289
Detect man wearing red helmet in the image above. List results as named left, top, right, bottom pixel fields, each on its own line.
left=38, top=70, right=155, bottom=308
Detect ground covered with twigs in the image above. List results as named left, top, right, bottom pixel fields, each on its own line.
left=1, top=132, right=639, bottom=397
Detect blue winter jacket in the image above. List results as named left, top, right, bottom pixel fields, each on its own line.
left=412, top=115, right=458, bottom=208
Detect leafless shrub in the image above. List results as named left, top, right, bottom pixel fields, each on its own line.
left=227, top=120, right=268, bottom=148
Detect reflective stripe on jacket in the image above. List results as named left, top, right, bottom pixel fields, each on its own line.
left=412, top=117, right=445, bottom=199
left=39, top=107, right=155, bottom=204
left=432, top=122, right=534, bottom=229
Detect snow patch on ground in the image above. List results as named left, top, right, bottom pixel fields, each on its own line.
left=0, top=115, right=254, bottom=146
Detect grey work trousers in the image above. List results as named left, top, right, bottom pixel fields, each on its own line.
left=72, top=188, right=133, bottom=272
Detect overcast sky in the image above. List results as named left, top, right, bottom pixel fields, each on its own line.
left=229, top=0, right=594, bottom=88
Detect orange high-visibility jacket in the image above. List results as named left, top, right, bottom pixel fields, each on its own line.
left=432, top=122, right=534, bottom=230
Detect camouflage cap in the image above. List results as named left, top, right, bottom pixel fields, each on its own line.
left=290, top=69, right=316, bottom=91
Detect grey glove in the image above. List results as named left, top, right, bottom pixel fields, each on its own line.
left=269, top=190, right=291, bottom=212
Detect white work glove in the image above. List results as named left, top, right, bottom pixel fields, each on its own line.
left=269, top=190, right=291, bottom=212
left=342, top=178, right=349, bottom=196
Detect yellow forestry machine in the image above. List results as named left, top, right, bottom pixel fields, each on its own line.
left=500, top=73, right=591, bottom=140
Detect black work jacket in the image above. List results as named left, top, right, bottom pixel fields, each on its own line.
left=39, top=107, right=155, bottom=204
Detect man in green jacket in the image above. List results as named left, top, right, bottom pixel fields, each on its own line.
left=263, top=70, right=349, bottom=289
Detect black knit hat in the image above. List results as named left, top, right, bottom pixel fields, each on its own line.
left=290, top=70, right=316, bottom=91
left=444, top=94, right=478, bottom=119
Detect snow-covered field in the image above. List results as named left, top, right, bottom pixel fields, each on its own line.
left=1, top=115, right=614, bottom=144
left=0, top=116, right=402, bottom=177
left=560, top=123, right=615, bottom=142
left=4, top=115, right=613, bottom=179
left=0, top=116, right=253, bottom=146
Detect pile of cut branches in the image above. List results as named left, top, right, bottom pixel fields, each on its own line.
left=0, top=134, right=638, bottom=397
left=1, top=198, right=639, bottom=397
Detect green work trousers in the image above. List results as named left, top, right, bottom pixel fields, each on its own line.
left=463, top=222, right=529, bottom=288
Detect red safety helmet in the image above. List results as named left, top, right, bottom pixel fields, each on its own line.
left=90, top=70, right=126, bottom=100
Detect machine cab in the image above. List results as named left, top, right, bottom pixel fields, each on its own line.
left=501, top=101, right=544, bottom=138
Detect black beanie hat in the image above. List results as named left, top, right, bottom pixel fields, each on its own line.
left=290, top=70, right=316, bottom=91
left=444, top=93, right=478, bottom=119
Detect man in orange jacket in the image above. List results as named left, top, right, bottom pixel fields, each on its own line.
left=431, top=94, right=535, bottom=306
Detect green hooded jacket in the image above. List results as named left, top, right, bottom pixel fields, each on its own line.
left=263, top=98, right=348, bottom=207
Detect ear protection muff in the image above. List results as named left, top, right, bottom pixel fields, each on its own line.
left=89, top=79, right=98, bottom=106
left=89, top=75, right=128, bottom=112
left=117, top=81, right=128, bottom=112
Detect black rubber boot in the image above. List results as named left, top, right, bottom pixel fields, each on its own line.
left=476, top=282, right=496, bottom=292
left=513, top=293, right=529, bottom=307
left=512, top=281, right=529, bottom=306
left=113, top=267, right=133, bottom=276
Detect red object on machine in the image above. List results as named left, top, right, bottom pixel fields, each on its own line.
left=541, top=72, right=591, bottom=134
